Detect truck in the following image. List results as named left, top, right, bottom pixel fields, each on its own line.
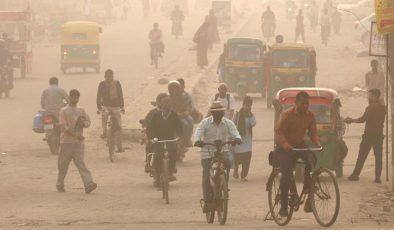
left=0, top=8, right=32, bottom=78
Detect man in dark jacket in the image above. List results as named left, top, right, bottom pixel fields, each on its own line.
left=96, top=69, right=125, bottom=152
left=148, top=95, right=182, bottom=187
left=345, top=89, right=386, bottom=183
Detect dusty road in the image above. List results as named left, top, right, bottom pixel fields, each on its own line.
left=0, top=2, right=393, bottom=230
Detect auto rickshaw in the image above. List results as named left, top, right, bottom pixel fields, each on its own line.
left=273, top=88, right=346, bottom=177
left=222, top=38, right=265, bottom=98
left=266, top=43, right=316, bottom=108
left=60, top=21, right=102, bottom=74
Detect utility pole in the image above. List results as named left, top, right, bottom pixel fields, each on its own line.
left=389, top=34, right=394, bottom=191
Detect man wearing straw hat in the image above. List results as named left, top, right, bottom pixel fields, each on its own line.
left=194, top=101, right=242, bottom=213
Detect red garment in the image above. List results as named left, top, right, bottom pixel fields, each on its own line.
left=276, top=107, right=319, bottom=148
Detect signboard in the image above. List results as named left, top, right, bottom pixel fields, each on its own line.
left=375, top=0, right=394, bottom=34
left=370, top=21, right=387, bottom=57
left=212, top=1, right=231, bottom=27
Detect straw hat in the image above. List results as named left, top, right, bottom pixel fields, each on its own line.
left=209, top=101, right=226, bottom=112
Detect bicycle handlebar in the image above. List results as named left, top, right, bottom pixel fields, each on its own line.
left=151, top=138, right=179, bottom=144
left=292, top=147, right=323, bottom=152
left=199, top=140, right=237, bottom=147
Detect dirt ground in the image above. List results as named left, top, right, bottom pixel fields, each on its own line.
left=0, top=1, right=393, bottom=230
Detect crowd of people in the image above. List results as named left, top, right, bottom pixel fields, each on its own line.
left=16, top=0, right=389, bottom=224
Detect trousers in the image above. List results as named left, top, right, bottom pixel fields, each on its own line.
left=352, top=134, right=383, bottom=179
left=57, top=142, right=94, bottom=188
left=277, top=150, right=316, bottom=210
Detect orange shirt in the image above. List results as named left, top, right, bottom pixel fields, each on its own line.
left=276, top=107, right=319, bottom=148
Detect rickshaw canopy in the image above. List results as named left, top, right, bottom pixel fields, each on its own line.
left=225, top=38, right=264, bottom=62
left=61, top=21, right=101, bottom=45
left=276, top=87, right=338, bottom=104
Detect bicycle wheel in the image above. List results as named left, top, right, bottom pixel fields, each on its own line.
left=267, top=169, right=293, bottom=226
left=161, top=158, right=170, bottom=204
left=311, top=168, right=340, bottom=227
left=108, top=130, right=115, bottom=163
left=217, top=174, right=228, bottom=225
left=206, top=209, right=215, bottom=224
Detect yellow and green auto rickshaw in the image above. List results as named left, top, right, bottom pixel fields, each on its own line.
left=273, top=88, right=346, bottom=178
left=266, top=43, right=316, bottom=108
left=60, top=21, right=102, bottom=74
left=222, top=38, right=265, bottom=98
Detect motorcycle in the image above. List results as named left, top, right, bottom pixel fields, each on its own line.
left=177, top=113, right=193, bottom=162
left=42, top=113, right=60, bottom=155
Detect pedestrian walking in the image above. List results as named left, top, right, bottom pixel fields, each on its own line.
left=209, top=83, right=236, bottom=119
left=96, top=69, right=125, bottom=152
left=294, top=9, right=305, bottom=43
left=57, top=89, right=97, bottom=193
left=345, top=89, right=386, bottom=183
left=207, top=9, right=220, bottom=50
left=193, top=17, right=211, bottom=69
left=232, top=96, right=256, bottom=182
left=365, top=59, right=385, bottom=104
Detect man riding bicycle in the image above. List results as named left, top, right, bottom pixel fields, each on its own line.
left=275, top=91, right=321, bottom=217
left=96, top=69, right=125, bottom=152
left=147, top=94, right=182, bottom=187
left=194, top=101, right=242, bottom=213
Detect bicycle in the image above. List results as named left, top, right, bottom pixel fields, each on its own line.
left=265, top=147, right=340, bottom=227
left=101, top=108, right=121, bottom=163
left=198, top=140, right=237, bottom=225
left=151, top=138, right=178, bottom=204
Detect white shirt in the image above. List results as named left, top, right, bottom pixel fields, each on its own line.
left=209, top=93, right=236, bottom=118
left=194, top=116, right=241, bottom=159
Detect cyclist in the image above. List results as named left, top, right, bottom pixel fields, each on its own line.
left=261, top=6, right=276, bottom=38
left=194, top=101, right=242, bottom=213
left=96, top=69, right=125, bottom=152
left=149, top=23, right=164, bottom=65
left=275, top=91, right=321, bottom=217
left=142, top=93, right=169, bottom=172
left=147, top=94, right=182, bottom=187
